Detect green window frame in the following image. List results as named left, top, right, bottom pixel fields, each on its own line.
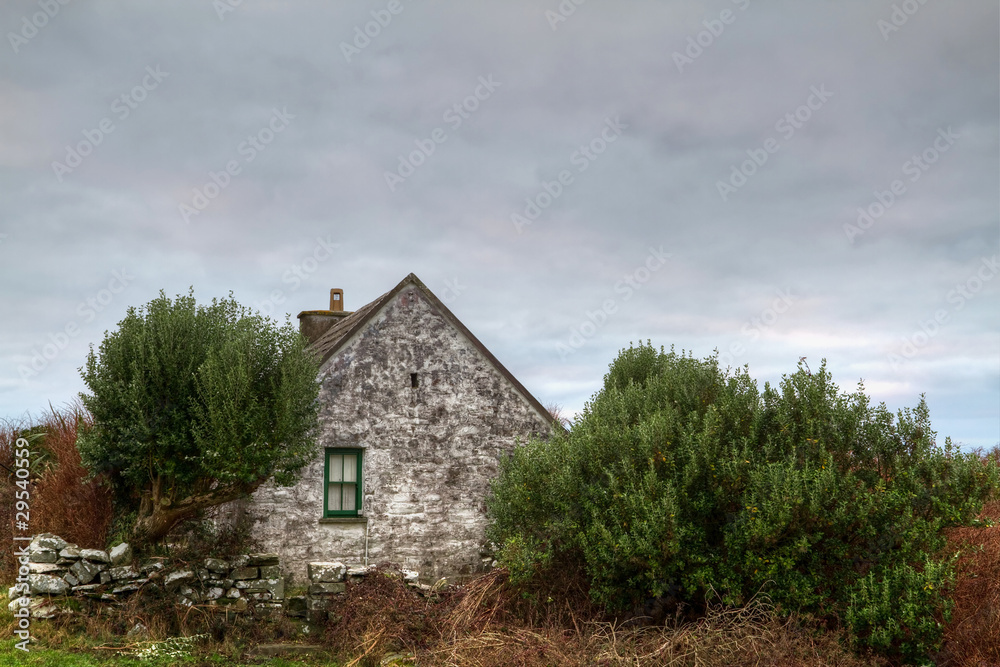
left=324, top=448, right=363, bottom=517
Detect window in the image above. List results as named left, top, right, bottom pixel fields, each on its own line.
left=324, top=448, right=362, bottom=517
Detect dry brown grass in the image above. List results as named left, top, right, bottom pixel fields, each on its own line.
left=0, top=405, right=113, bottom=582
left=939, top=493, right=1000, bottom=667
left=324, top=564, right=889, bottom=667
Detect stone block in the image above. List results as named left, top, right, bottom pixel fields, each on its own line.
left=59, top=546, right=82, bottom=560
left=265, top=578, right=284, bottom=599
left=28, top=562, right=63, bottom=575
left=30, top=533, right=68, bottom=552
left=206, top=578, right=234, bottom=589
left=99, top=571, right=113, bottom=585
left=248, top=591, right=272, bottom=601
left=231, top=566, right=259, bottom=580
left=164, top=570, right=194, bottom=589
left=308, top=562, right=346, bottom=583
left=140, top=560, right=165, bottom=574
left=80, top=549, right=110, bottom=564
left=204, top=558, right=229, bottom=573
left=247, top=552, right=280, bottom=566
left=205, top=587, right=224, bottom=601
left=27, top=599, right=61, bottom=619
left=29, top=550, right=58, bottom=564
left=63, top=572, right=79, bottom=587
left=235, top=579, right=268, bottom=592
left=178, top=586, right=201, bottom=602
left=29, top=574, right=69, bottom=595
left=72, top=584, right=103, bottom=596
left=255, top=602, right=284, bottom=611
left=308, top=582, right=346, bottom=595
left=108, top=565, right=140, bottom=581
left=70, top=559, right=102, bottom=585
left=216, top=597, right=248, bottom=611
left=226, top=587, right=241, bottom=599
left=230, top=554, right=249, bottom=569
left=260, top=565, right=281, bottom=579
left=109, top=542, right=132, bottom=566
left=112, top=579, right=148, bottom=595
left=346, top=564, right=375, bottom=578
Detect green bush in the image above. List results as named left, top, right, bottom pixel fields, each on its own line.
left=77, top=289, right=320, bottom=544
left=487, top=343, right=998, bottom=663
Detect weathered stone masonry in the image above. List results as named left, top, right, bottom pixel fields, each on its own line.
left=8, top=533, right=284, bottom=618
left=247, top=275, right=553, bottom=584
left=12, top=533, right=427, bottom=624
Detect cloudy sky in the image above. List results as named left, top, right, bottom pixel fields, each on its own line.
left=1, top=1, right=997, bottom=449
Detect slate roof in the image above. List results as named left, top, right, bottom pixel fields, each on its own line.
left=308, top=273, right=555, bottom=426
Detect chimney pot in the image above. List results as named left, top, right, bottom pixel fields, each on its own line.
left=330, top=288, right=344, bottom=312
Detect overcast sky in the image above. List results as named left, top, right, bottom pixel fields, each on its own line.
left=1, top=1, right=997, bottom=449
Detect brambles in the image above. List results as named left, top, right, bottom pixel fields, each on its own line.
left=487, top=342, right=999, bottom=663
left=0, top=406, right=112, bottom=582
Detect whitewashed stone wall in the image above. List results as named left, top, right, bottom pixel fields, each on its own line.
left=248, top=284, right=551, bottom=583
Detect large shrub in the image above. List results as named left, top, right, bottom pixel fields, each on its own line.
left=77, top=289, right=320, bottom=544
left=487, top=343, right=998, bottom=662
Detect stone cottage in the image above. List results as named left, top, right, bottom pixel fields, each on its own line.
left=244, top=273, right=554, bottom=583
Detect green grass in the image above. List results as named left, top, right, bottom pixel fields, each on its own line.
left=0, top=639, right=340, bottom=666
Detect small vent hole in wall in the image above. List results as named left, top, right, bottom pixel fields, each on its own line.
left=410, top=373, right=419, bottom=388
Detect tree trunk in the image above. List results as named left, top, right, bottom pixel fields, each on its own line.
left=132, top=481, right=263, bottom=544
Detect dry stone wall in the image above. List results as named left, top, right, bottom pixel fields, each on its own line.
left=11, top=533, right=440, bottom=624
left=8, top=533, right=284, bottom=618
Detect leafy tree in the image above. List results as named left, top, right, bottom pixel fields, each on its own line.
left=77, top=289, right=320, bottom=544
left=487, top=343, right=998, bottom=663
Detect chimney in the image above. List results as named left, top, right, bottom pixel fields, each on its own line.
left=297, top=288, right=352, bottom=345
